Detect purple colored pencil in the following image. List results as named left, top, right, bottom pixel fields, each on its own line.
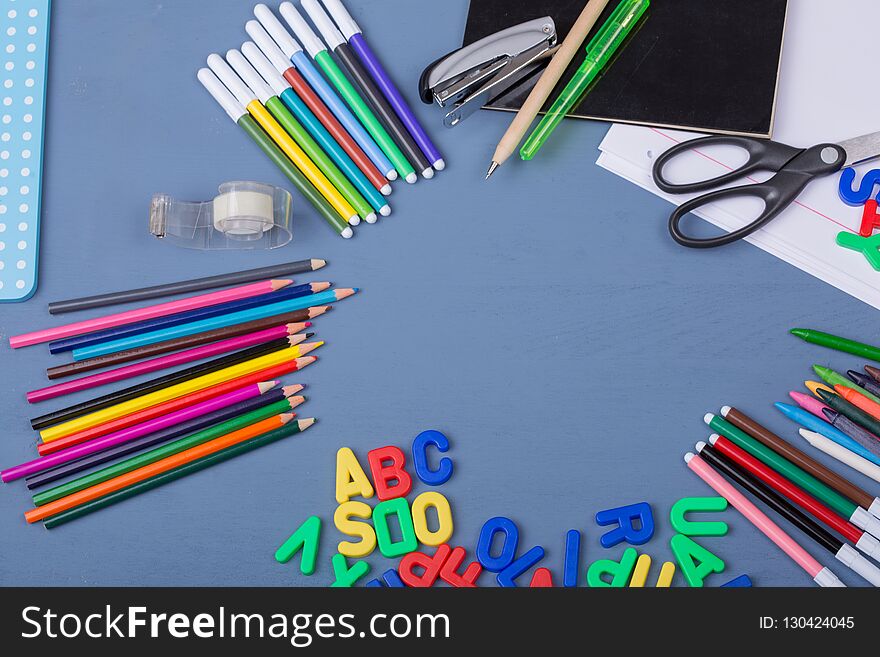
left=25, top=388, right=287, bottom=490
left=320, top=0, right=444, bottom=170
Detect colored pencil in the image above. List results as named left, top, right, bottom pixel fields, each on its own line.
left=685, top=451, right=844, bottom=587
left=9, top=280, right=290, bottom=349
left=241, top=38, right=390, bottom=217
left=50, top=281, right=327, bottom=356
left=28, top=333, right=317, bottom=404
left=302, top=0, right=433, bottom=180
left=790, top=328, right=880, bottom=362
left=44, top=419, right=315, bottom=528
left=319, top=0, right=444, bottom=170
left=704, top=413, right=880, bottom=536
left=708, top=434, right=880, bottom=559
left=209, top=52, right=360, bottom=226
left=816, top=389, right=880, bottom=460
left=47, top=319, right=314, bottom=379
left=280, top=2, right=416, bottom=183
left=721, top=406, right=880, bottom=519
left=34, top=395, right=305, bottom=505
left=254, top=3, right=396, bottom=180
left=813, top=364, right=880, bottom=405
left=33, top=338, right=295, bottom=431
left=774, top=402, right=880, bottom=467
left=72, top=288, right=356, bottom=360
left=847, top=370, right=880, bottom=398
left=48, top=259, right=326, bottom=315
left=2, top=382, right=279, bottom=482
left=820, top=408, right=880, bottom=460
left=246, top=19, right=390, bottom=194
left=197, top=67, right=352, bottom=238
left=697, top=442, right=880, bottom=586
left=227, top=47, right=375, bottom=225
left=38, top=352, right=316, bottom=443
left=800, top=429, right=880, bottom=485
left=31, top=360, right=308, bottom=451
left=26, top=414, right=297, bottom=523
left=25, top=386, right=302, bottom=489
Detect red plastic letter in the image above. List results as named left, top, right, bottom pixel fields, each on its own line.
left=439, top=546, right=482, bottom=587
left=367, top=446, right=413, bottom=501
left=399, top=545, right=450, bottom=587
left=529, top=568, right=554, bottom=587
left=860, top=200, right=880, bottom=237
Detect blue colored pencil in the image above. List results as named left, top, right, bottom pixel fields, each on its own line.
left=775, top=402, right=880, bottom=466
left=73, top=288, right=357, bottom=359
left=50, top=282, right=325, bottom=356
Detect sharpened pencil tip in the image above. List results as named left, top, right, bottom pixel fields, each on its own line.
left=282, top=384, right=305, bottom=396
left=311, top=259, right=326, bottom=270
left=485, top=161, right=499, bottom=179
left=299, top=417, right=316, bottom=430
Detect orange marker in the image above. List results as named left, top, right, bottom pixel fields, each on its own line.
left=25, top=414, right=293, bottom=523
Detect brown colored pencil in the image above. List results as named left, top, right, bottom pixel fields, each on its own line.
left=46, top=306, right=331, bottom=380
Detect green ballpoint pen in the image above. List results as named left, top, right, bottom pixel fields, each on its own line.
left=520, top=0, right=649, bottom=161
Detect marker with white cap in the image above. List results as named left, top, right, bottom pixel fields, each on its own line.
left=319, top=0, right=444, bottom=171
left=278, top=1, right=417, bottom=184
left=253, top=3, right=397, bottom=182
left=301, top=0, right=433, bottom=180
left=218, top=49, right=360, bottom=227
left=200, top=59, right=352, bottom=238
left=241, top=40, right=389, bottom=220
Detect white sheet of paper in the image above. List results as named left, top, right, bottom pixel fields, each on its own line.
left=595, top=0, right=880, bottom=309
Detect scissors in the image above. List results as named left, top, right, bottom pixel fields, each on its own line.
left=651, top=131, right=880, bottom=248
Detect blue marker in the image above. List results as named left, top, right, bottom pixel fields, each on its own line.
left=775, top=402, right=880, bottom=466
left=254, top=4, right=396, bottom=181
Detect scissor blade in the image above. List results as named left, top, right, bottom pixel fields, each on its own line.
left=838, top=130, right=880, bottom=166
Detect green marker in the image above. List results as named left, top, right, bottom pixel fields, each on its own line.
left=33, top=398, right=299, bottom=506
left=521, top=0, right=650, bottom=161
left=280, top=2, right=416, bottom=183
left=791, top=328, right=880, bottom=362
left=814, top=365, right=880, bottom=405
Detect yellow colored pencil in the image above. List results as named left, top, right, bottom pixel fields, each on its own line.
left=247, top=100, right=358, bottom=225
left=39, top=349, right=317, bottom=443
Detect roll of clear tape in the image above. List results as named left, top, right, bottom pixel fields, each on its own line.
left=149, top=181, right=293, bottom=250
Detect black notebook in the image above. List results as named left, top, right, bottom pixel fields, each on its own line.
left=463, top=0, right=789, bottom=137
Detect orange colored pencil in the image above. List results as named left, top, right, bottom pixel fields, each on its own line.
left=835, top=384, right=880, bottom=420
left=37, top=357, right=315, bottom=447
left=26, top=413, right=294, bottom=523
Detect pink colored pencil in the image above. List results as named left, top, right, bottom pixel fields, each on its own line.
left=789, top=391, right=831, bottom=420
left=25, top=326, right=305, bottom=403
left=1, top=381, right=278, bottom=482
left=9, top=279, right=292, bottom=348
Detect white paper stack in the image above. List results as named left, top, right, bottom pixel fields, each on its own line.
left=596, top=0, right=880, bottom=309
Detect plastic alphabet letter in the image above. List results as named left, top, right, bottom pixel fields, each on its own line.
left=476, top=517, right=519, bottom=572
left=595, top=502, right=655, bottom=547
left=496, top=546, right=545, bottom=587
left=836, top=231, right=880, bottom=271
left=670, top=534, right=726, bottom=587
left=629, top=554, right=676, bottom=587
left=860, top=200, right=880, bottom=237
left=334, top=501, right=377, bottom=558
left=439, top=546, right=482, bottom=587
left=839, top=167, right=880, bottom=205
left=721, top=574, right=752, bottom=587
left=372, top=497, right=419, bottom=558
left=586, top=547, right=638, bottom=587
left=330, top=553, right=371, bottom=587
left=335, top=447, right=374, bottom=504
left=274, top=515, right=321, bottom=575
left=669, top=496, right=729, bottom=536
left=529, top=568, right=554, bottom=587
left=367, top=569, right=406, bottom=587
left=411, top=491, right=454, bottom=546
left=367, top=445, right=413, bottom=501
left=412, top=430, right=454, bottom=485
left=399, top=545, right=451, bottom=587
left=563, top=530, right=580, bottom=588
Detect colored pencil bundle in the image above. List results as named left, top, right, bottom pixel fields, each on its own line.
left=197, top=1, right=444, bottom=239
left=3, top=261, right=361, bottom=528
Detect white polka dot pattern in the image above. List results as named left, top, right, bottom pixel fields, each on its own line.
left=0, top=0, right=48, bottom=301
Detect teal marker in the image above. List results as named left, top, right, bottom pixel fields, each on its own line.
left=521, top=0, right=650, bottom=160
left=279, top=1, right=417, bottom=183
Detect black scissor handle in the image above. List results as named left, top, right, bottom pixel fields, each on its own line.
left=652, top=135, right=803, bottom=194
left=669, top=144, right=847, bottom=248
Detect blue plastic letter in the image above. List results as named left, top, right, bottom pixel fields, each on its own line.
left=595, top=502, right=655, bottom=548
left=839, top=167, right=880, bottom=206
left=476, top=516, right=519, bottom=572
left=412, top=430, right=454, bottom=486
left=563, top=530, right=580, bottom=588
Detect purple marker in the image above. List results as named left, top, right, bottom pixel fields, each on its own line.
left=319, top=0, right=445, bottom=171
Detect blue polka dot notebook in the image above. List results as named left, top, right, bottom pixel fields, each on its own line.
left=0, top=0, right=49, bottom=302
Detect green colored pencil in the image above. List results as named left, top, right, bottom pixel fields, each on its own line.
left=43, top=419, right=315, bottom=529
left=34, top=397, right=302, bottom=506
left=814, top=365, right=880, bottom=405
left=791, top=328, right=880, bottom=362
